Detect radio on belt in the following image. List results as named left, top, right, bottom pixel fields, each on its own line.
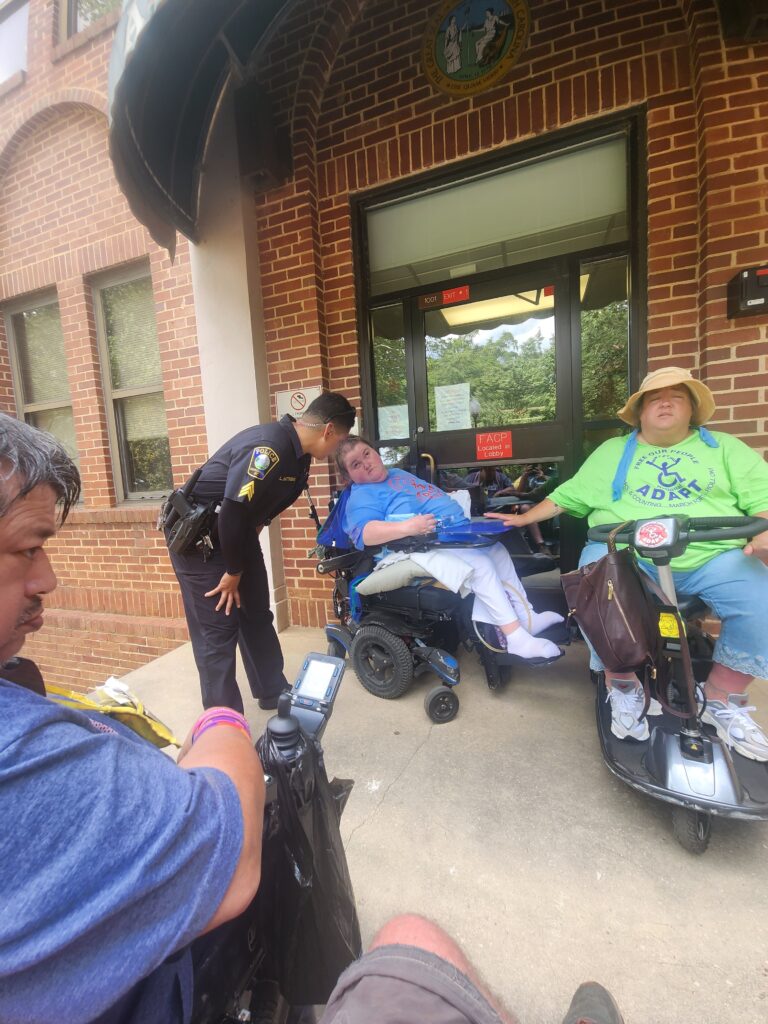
left=727, top=265, right=768, bottom=319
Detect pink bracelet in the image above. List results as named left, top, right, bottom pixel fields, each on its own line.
left=191, top=707, right=252, bottom=745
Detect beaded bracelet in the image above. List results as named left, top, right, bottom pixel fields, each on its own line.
left=191, top=707, right=252, bottom=745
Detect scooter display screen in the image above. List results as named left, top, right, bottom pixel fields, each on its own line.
left=299, top=659, right=336, bottom=700
left=292, top=653, right=344, bottom=712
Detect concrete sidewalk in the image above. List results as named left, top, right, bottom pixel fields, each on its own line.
left=126, top=632, right=768, bottom=1024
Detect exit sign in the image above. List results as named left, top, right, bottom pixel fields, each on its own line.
left=418, top=285, right=470, bottom=310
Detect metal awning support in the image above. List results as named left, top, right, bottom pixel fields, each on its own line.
left=108, top=0, right=293, bottom=255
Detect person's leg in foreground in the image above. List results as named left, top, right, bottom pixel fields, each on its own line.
left=319, top=915, right=623, bottom=1024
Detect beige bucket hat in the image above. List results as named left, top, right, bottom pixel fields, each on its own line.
left=617, top=366, right=716, bottom=427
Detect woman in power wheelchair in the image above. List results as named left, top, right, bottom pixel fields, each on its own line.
left=316, top=437, right=567, bottom=722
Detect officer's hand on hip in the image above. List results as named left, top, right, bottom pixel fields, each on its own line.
left=205, top=571, right=242, bottom=615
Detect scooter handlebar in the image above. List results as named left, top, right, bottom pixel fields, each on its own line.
left=587, top=516, right=768, bottom=545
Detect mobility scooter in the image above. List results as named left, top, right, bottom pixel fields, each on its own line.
left=584, top=515, right=768, bottom=854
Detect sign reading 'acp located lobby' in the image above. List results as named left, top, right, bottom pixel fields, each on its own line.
left=476, top=431, right=512, bottom=461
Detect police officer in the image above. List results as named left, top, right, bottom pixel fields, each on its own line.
left=168, top=392, right=356, bottom=713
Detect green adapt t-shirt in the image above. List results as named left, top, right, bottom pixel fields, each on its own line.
left=550, top=430, right=768, bottom=570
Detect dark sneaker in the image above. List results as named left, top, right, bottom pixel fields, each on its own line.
left=258, top=689, right=289, bottom=711
left=562, top=982, right=625, bottom=1024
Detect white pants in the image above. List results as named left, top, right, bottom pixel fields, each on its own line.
left=443, top=542, right=529, bottom=627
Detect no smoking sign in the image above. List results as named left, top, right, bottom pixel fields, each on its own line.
left=275, top=386, right=322, bottom=420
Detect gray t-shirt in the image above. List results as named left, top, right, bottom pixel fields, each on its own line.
left=0, top=679, right=243, bottom=1023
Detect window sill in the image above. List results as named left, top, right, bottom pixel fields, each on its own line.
left=67, top=503, right=162, bottom=526
left=0, top=69, right=26, bottom=100
left=52, top=7, right=121, bottom=63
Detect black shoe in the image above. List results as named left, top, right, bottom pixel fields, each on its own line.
left=562, top=982, right=625, bottom=1024
left=258, top=689, right=289, bottom=711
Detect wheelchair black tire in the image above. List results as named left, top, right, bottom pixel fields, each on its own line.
left=327, top=639, right=347, bottom=659
left=424, top=684, right=459, bottom=723
left=350, top=625, right=414, bottom=699
left=671, top=806, right=712, bottom=855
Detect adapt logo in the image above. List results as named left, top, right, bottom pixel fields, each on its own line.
left=631, top=448, right=714, bottom=508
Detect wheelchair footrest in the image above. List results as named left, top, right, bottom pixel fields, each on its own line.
left=495, top=649, right=565, bottom=668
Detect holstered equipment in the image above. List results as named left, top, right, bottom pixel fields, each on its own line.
left=159, top=468, right=216, bottom=557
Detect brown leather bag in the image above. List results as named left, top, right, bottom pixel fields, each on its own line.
left=561, top=527, right=702, bottom=719
left=560, top=525, right=664, bottom=674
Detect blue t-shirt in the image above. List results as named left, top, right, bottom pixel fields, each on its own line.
left=0, top=680, right=243, bottom=1024
left=343, top=469, right=469, bottom=549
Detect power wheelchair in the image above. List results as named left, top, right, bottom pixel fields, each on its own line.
left=315, top=492, right=569, bottom=723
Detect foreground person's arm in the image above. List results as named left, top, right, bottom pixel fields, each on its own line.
left=178, top=720, right=265, bottom=932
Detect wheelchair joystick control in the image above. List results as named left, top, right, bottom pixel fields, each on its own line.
left=266, top=693, right=301, bottom=759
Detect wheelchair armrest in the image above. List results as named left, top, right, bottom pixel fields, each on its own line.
left=317, top=551, right=363, bottom=574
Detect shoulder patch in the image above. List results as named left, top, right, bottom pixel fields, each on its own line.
left=247, top=446, right=279, bottom=481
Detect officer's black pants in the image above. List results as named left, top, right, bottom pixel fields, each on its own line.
left=169, top=538, right=287, bottom=712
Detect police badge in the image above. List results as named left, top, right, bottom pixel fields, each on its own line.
left=247, top=447, right=279, bottom=480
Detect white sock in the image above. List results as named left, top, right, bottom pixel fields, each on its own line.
left=505, top=627, right=561, bottom=660
left=505, top=591, right=563, bottom=635
left=526, top=609, right=564, bottom=635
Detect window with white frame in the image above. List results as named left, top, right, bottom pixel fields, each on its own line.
left=59, top=0, right=120, bottom=39
left=6, top=295, right=80, bottom=467
left=0, top=0, right=29, bottom=83
left=93, top=269, right=173, bottom=499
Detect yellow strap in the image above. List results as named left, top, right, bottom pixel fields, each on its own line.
left=46, top=684, right=180, bottom=749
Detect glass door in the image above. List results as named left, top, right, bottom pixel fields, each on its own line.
left=412, top=266, right=574, bottom=474
left=366, top=255, right=634, bottom=568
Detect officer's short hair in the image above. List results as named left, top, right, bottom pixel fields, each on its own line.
left=303, top=392, right=356, bottom=433
left=0, top=414, right=81, bottom=522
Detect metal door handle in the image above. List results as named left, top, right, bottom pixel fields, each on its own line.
left=421, top=451, right=436, bottom=482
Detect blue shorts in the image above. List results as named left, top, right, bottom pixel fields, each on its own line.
left=579, top=543, right=768, bottom=679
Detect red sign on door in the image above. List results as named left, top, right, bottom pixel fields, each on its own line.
left=476, top=431, right=513, bottom=461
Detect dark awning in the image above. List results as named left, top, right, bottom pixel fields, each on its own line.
left=108, top=0, right=293, bottom=255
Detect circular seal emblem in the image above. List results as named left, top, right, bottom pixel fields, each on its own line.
left=421, top=0, right=530, bottom=97
left=636, top=521, right=669, bottom=548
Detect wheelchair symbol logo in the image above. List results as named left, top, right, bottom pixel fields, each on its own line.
left=646, top=457, right=685, bottom=489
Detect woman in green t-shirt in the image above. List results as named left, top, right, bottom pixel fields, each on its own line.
left=487, top=366, right=768, bottom=762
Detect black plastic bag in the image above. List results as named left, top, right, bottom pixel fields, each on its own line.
left=254, top=729, right=362, bottom=1006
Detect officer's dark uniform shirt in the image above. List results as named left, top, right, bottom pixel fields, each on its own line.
left=190, top=415, right=310, bottom=571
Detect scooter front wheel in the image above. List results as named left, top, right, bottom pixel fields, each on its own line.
left=671, top=806, right=712, bottom=854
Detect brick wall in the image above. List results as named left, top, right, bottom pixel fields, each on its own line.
left=0, top=1, right=204, bottom=688
left=2, top=1, right=767, bottom=667
left=248, top=0, right=768, bottom=627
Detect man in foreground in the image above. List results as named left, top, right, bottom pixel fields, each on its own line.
left=0, top=415, right=264, bottom=1022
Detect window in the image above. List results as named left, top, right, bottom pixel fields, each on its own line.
left=6, top=296, right=80, bottom=467
left=365, top=137, right=628, bottom=296
left=60, top=0, right=120, bottom=39
left=0, top=0, right=29, bottom=83
left=94, top=270, right=173, bottom=499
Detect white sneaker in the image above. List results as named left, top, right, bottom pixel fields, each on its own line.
left=607, top=679, right=662, bottom=716
left=606, top=681, right=650, bottom=741
left=701, top=695, right=768, bottom=762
